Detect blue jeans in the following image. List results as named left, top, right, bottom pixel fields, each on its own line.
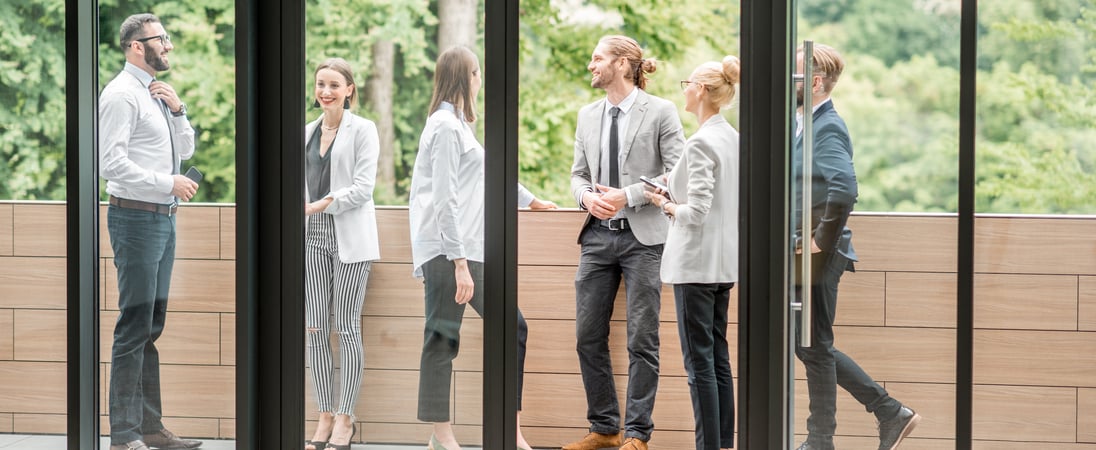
left=575, top=225, right=662, bottom=441
left=795, top=252, right=899, bottom=449
left=107, top=205, right=176, bottom=444
left=675, top=282, right=735, bottom=450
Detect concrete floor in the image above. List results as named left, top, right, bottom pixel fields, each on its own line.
left=0, top=434, right=459, bottom=449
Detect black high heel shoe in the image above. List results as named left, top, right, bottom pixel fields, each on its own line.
left=305, top=439, right=328, bottom=450
left=323, top=424, right=356, bottom=450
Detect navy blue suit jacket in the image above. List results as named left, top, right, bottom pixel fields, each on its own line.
left=793, top=100, right=858, bottom=263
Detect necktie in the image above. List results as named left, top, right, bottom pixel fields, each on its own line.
left=609, top=106, right=621, bottom=188
left=156, top=97, right=179, bottom=175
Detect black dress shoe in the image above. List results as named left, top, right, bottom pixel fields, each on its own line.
left=878, top=406, right=922, bottom=450
left=142, top=428, right=202, bottom=449
left=796, top=441, right=833, bottom=450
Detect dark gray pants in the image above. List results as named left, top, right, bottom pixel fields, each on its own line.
left=675, top=282, right=735, bottom=450
left=795, top=251, right=900, bottom=449
left=417, top=256, right=528, bottom=422
left=575, top=225, right=663, bottom=441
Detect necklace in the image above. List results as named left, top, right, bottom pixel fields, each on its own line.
left=321, top=124, right=339, bottom=131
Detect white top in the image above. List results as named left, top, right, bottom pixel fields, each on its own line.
left=409, top=102, right=485, bottom=278
left=660, top=114, right=739, bottom=284
left=99, top=62, right=195, bottom=205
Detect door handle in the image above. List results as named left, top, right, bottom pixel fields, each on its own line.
left=798, top=40, right=815, bottom=348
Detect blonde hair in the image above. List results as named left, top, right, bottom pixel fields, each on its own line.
left=691, top=55, right=741, bottom=109
left=598, top=35, right=658, bottom=90
left=798, top=43, right=844, bottom=94
left=314, top=58, right=358, bottom=107
left=428, top=46, right=479, bottom=122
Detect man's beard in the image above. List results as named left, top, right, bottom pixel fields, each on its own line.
left=143, top=44, right=170, bottom=71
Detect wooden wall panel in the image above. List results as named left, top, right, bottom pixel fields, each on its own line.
left=12, top=203, right=65, bottom=257
left=103, top=259, right=235, bottom=313
left=973, top=385, right=1076, bottom=442
left=103, top=364, right=234, bottom=418
left=361, top=316, right=428, bottom=370
left=883, top=382, right=956, bottom=439
left=886, top=272, right=957, bottom=328
left=375, top=207, right=413, bottom=264
left=1080, top=276, right=1096, bottom=332
left=0, top=412, right=11, bottom=432
left=517, top=264, right=679, bottom=323
left=13, top=413, right=65, bottom=435
left=974, top=274, right=1078, bottom=331
left=353, top=368, right=421, bottom=424
left=174, top=206, right=222, bottom=260
left=848, top=215, right=956, bottom=273
left=517, top=210, right=585, bottom=266
left=0, top=203, right=12, bottom=256
left=0, top=257, right=65, bottom=309
left=975, top=217, right=1096, bottom=276
left=1079, top=388, right=1096, bottom=443
left=361, top=262, right=424, bottom=317
left=835, top=270, right=886, bottom=326
left=826, top=327, right=956, bottom=383
left=220, top=313, right=234, bottom=366
left=974, top=330, right=1096, bottom=387
left=0, top=361, right=66, bottom=414
left=13, top=309, right=65, bottom=361
left=972, top=443, right=1096, bottom=450
left=218, top=207, right=234, bottom=260
left=0, top=309, right=12, bottom=360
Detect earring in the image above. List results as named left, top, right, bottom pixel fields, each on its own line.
left=312, top=98, right=320, bottom=108
left=343, top=98, right=351, bottom=109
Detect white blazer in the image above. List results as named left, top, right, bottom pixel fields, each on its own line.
left=660, top=114, right=739, bottom=284
left=304, top=112, right=381, bottom=263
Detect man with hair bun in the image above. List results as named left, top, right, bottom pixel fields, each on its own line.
left=563, top=34, right=685, bottom=450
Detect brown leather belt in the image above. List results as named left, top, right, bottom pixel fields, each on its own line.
left=109, top=195, right=178, bottom=216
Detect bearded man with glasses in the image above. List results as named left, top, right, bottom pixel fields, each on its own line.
left=99, top=13, right=201, bottom=450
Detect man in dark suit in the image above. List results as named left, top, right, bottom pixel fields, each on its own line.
left=563, top=35, right=685, bottom=450
left=793, top=43, right=921, bottom=450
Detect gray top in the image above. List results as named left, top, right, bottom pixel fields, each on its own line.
left=306, top=128, right=332, bottom=203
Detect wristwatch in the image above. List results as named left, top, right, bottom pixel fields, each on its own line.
left=171, top=103, right=187, bottom=117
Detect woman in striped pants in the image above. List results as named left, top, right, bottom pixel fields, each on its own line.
left=303, top=57, right=381, bottom=450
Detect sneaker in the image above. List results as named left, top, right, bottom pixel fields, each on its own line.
left=877, top=406, right=921, bottom=450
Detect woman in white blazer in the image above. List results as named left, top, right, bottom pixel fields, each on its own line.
left=303, top=58, right=380, bottom=450
left=645, top=56, right=740, bottom=450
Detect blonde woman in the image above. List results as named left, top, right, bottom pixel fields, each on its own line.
left=645, top=56, right=740, bottom=450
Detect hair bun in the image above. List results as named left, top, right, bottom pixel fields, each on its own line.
left=641, top=58, right=658, bottom=74
left=721, top=55, right=740, bottom=85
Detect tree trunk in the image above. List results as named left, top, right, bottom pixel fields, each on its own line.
left=367, top=39, right=396, bottom=199
left=437, top=0, right=477, bottom=52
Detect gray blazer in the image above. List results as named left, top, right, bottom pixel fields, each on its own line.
left=660, top=114, right=738, bottom=284
left=570, top=89, right=685, bottom=245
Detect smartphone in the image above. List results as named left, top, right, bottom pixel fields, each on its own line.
left=639, top=175, right=668, bottom=193
left=184, top=166, right=203, bottom=183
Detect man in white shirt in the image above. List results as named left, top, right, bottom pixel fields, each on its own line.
left=99, top=13, right=201, bottom=450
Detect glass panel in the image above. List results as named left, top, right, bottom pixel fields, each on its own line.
left=517, top=2, right=742, bottom=448
left=97, top=4, right=236, bottom=447
left=0, top=1, right=68, bottom=447
left=790, top=0, right=961, bottom=448
left=973, top=1, right=1096, bottom=447
left=303, top=1, right=486, bottom=447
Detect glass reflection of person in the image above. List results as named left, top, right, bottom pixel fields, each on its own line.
left=563, top=35, right=685, bottom=450
left=792, top=44, right=920, bottom=450
left=302, top=58, right=381, bottom=450
left=99, top=13, right=202, bottom=450
left=645, top=56, right=741, bottom=450
left=408, top=46, right=534, bottom=450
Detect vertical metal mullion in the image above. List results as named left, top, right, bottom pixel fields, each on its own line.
left=483, top=0, right=519, bottom=448
left=956, top=0, right=977, bottom=447
left=66, top=0, right=100, bottom=447
left=236, top=0, right=306, bottom=446
left=739, top=0, right=792, bottom=448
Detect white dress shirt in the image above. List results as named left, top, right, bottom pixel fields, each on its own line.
left=409, top=102, right=485, bottom=278
left=99, top=62, right=195, bottom=205
left=599, top=87, right=639, bottom=212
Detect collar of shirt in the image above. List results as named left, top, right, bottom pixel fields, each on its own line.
left=124, top=62, right=155, bottom=88
left=605, top=86, right=639, bottom=117
left=795, top=98, right=831, bottom=137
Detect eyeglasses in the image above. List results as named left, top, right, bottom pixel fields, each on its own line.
left=135, top=34, right=171, bottom=45
left=680, top=80, right=694, bottom=90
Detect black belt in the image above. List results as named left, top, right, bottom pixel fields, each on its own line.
left=597, top=218, right=629, bottom=231
left=109, top=195, right=178, bottom=216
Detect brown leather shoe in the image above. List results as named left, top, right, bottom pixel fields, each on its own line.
left=142, top=429, right=202, bottom=449
left=561, top=431, right=623, bottom=450
left=619, top=437, right=648, bottom=450
left=110, top=441, right=150, bottom=450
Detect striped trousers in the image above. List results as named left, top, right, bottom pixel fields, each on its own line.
left=306, top=213, right=372, bottom=416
